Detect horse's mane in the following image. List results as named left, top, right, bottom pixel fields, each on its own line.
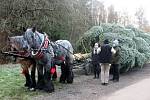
left=26, top=28, right=45, bottom=43
left=10, top=36, right=26, bottom=49
left=24, top=28, right=73, bottom=54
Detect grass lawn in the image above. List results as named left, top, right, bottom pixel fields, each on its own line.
left=0, top=64, right=63, bottom=100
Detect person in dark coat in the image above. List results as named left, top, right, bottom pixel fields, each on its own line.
left=111, top=39, right=121, bottom=82
left=91, top=43, right=101, bottom=79
left=98, top=39, right=116, bottom=85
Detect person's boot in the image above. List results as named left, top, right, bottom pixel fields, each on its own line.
left=93, top=71, right=96, bottom=79
left=97, top=72, right=100, bottom=79
left=113, top=78, right=119, bottom=82
left=104, top=83, right=109, bottom=86
left=110, top=79, right=114, bottom=81
left=97, top=74, right=99, bottom=79
left=93, top=76, right=96, bottom=79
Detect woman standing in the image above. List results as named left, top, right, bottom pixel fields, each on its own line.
left=91, top=43, right=101, bottom=79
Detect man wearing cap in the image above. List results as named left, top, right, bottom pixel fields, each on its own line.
left=98, top=39, right=116, bottom=85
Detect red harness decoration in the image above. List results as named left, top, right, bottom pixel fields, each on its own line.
left=43, top=37, right=49, bottom=48
left=35, top=51, right=44, bottom=59
left=19, top=51, right=30, bottom=57
left=56, top=56, right=65, bottom=61
left=50, top=65, right=56, bottom=74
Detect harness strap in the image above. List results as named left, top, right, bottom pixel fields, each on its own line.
left=31, top=32, right=45, bottom=56
left=43, top=36, right=49, bottom=48
left=34, top=35, right=50, bottom=59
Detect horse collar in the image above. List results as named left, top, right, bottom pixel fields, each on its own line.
left=32, top=35, right=49, bottom=59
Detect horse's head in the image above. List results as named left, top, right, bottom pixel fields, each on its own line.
left=23, top=27, right=48, bottom=56
left=8, top=36, right=30, bottom=52
left=23, top=27, right=36, bottom=48
left=23, top=27, right=44, bottom=49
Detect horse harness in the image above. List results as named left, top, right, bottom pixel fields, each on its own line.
left=33, top=34, right=50, bottom=59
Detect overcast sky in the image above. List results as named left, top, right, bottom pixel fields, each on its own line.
left=100, top=0, right=150, bottom=24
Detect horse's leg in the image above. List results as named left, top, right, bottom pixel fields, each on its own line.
left=66, top=63, right=74, bottom=83
left=22, top=66, right=31, bottom=87
left=36, top=64, right=44, bottom=90
left=43, top=61, right=54, bottom=92
left=24, top=74, right=31, bottom=87
left=30, top=60, right=36, bottom=90
left=66, top=56, right=74, bottom=83
left=59, top=62, right=67, bottom=83
left=24, top=71, right=32, bottom=87
left=19, top=59, right=31, bottom=88
left=42, top=53, right=54, bottom=92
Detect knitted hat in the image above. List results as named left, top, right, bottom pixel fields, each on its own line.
left=112, top=39, right=119, bottom=47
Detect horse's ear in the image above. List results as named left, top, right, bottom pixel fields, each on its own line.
left=32, top=27, right=36, bottom=32
left=23, top=27, right=26, bottom=32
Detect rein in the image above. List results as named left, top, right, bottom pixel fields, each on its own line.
left=31, top=33, right=51, bottom=59
left=1, top=42, right=29, bottom=58
left=0, top=50, right=31, bottom=59
left=50, top=41, right=81, bottom=60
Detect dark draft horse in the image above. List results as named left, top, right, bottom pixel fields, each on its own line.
left=8, top=36, right=37, bottom=90
left=8, top=27, right=74, bottom=92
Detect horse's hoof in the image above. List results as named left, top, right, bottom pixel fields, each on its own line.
left=67, top=80, right=73, bottom=84
left=67, top=77, right=74, bottom=83
left=29, top=88, right=36, bottom=91
left=43, top=80, right=55, bottom=93
left=35, top=86, right=43, bottom=90
left=43, top=86, right=54, bottom=93
left=36, top=82, right=45, bottom=90
left=44, top=88, right=54, bottom=93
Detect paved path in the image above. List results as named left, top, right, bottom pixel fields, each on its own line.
left=101, top=78, right=150, bottom=100
left=33, top=64, right=150, bottom=100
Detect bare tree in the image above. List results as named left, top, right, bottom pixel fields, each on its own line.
left=135, top=7, right=149, bottom=29
left=118, top=11, right=131, bottom=26
left=107, top=5, right=118, bottom=23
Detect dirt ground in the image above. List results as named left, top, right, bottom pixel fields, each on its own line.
left=33, top=64, right=150, bottom=100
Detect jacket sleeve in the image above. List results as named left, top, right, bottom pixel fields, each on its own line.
left=112, top=47, right=121, bottom=63
left=111, top=47, right=116, bottom=54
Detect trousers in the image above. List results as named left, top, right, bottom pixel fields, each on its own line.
left=100, top=63, right=111, bottom=83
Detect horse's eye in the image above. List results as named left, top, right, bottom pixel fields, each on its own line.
left=31, top=35, right=34, bottom=38
left=23, top=35, right=26, bottom=40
